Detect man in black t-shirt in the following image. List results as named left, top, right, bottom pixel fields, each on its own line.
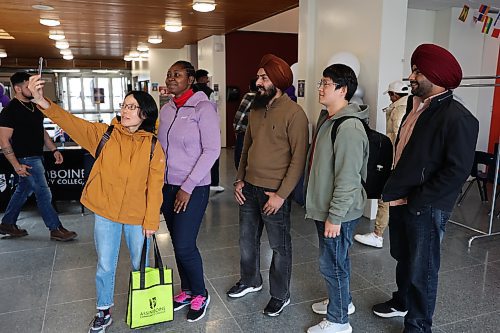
left=0, top=72, right=77, bottom=241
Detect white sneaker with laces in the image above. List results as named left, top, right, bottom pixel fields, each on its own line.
left=307, top=319, right=352, bottom=333
left=311, top=299, right=355, bottom=315
left=354, top=232, right=383, bottom=248
left=210, top=185, right=225, bottom=192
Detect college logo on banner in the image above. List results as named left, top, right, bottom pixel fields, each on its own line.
left=0, top=174, right=6, bottom=192
left=149, top=297, right=157, bottom=309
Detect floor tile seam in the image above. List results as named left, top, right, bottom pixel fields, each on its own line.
left=438, top=262, right=485, bottom=275
left=434, top=308, right=500, bottom=328
left=205, top=276, right=244, bottom=332
left=41, top=243, right=58, bottom=333
left=0, top=307, right=43, bottom=316
left=0, top=245, right=56, bottom=255
left=0, top=273, right=38, bottom=281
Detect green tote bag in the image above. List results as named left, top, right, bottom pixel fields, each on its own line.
left=126, top=235, right=174, bottom=329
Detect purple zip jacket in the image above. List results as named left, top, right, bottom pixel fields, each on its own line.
left=158, top=91, right=221, bottom=194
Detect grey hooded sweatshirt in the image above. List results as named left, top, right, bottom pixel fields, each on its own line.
left=304, top=103, right=369, bottom=225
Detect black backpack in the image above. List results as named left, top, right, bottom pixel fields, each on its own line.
left=331, top=117, right=393, bottom=199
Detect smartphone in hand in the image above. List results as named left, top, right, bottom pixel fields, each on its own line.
left=38, top=57, right=43, bottom=76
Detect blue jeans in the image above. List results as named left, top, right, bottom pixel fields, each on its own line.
left=239, top=182, right=292, bottom=301
left=388, top=205, right=450, bottom=333
left=161, top=184, right=209, bottom=296
left=315, top=218, right=359, bottom=324
left=1, top=156, right=61, bottom=230
left=94, top=214, right=149, bottom=309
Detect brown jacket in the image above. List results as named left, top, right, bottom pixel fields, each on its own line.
left=40, top=102, right=165, bottom=230
left=237, top=94, right=309, bottom=199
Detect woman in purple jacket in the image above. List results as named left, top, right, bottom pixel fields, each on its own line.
left=158, top=60, right=220, bottom=323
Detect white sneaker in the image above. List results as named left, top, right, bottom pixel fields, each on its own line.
left=307, top=319, right=352, bottom=333
left=210, top=185, right=225, bottom=192
left=354, top=232, right=383, bottom=248
left=311, top=299, right=355, bottom=315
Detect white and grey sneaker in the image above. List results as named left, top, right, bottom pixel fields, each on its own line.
left=307, top=319, right=352, bottom=333
left=312, top=299, right=355, bottom=315
left=354, top=232, right=383, bottom=248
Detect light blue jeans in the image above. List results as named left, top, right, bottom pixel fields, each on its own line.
left=94, top=214, right=149, bottom=309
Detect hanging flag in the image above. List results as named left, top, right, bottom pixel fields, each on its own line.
left=458, top=5, right=469, bottom=22
left=482, top=16, right=493, bottom=33
left=477, top=4, right=490, bottom=22
left=492, top=12, right=500, bottom=38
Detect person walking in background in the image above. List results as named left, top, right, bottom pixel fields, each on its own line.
left=372, top=44, right=479, bottom=333
left=227, top=54, right=309, bottom=317
left=0, top=82, right=10, bottom=111
left=193, top=69, right=224, bottom=193
left=305, top=64, right=369, bottom=333
left=0, top=72, right=76, bottom=241
left=159, top=61, right=220, bottom=322
left=27, top=76, right=165, bottom=333
left=232, top=77, right=257, bottom=169
left=354, top=80, right=408, bottom=248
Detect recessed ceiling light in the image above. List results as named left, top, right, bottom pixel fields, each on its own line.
left=49, top=31, right=65, bottom=40
left=0, top=49, right=7, bottom=58
left=55, top=40, right=69, bottom=49
left=148, top=36, right=162, bottom=44
left=63, top=54, right=73, bottom=60
left=192, top=0, right=216, bottom=12
left=137, top=44, right=149, bottom=52
left=60, top=49, right=72, bottom=55
left=124, top=56, right=133, bottom=61
left=40, top=18, right=60, bottom=26
left=140, top=52, right=149, bottom=59
left=93, top=70, right=120, bottom=74
left=53, top=69, right=80, bottom=73
left=32, top=4, right=54, bottom=11
left=165, top=23, right=182, bottom=32
left=128, top=51, right=140, bottom=58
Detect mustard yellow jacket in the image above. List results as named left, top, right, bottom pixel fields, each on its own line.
left=40, top=101, right=165, bottom=230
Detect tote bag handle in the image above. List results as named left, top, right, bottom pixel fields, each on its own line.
left=139, top=234, right=165, bottom=289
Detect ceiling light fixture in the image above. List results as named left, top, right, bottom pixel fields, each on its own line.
left=53, top=69, right=80, bottom=73
left=32, top=4, right=54, bottom=11
left=49, top=31, right=65, bottom=40
left=165, top=19, right=182, bottom=32
left=0, top=49, right=7, bottom=58
left=40, top=18, right=60, bottom=26
left=60, top=49, right=72, bottom=55
left=63, top=54, right=73, bottom=60
left=55, top=40, right=69, bottom=49
left=137, top=44, right=149, bottom=52
left=192, top=0, right=216, bottom=13
left=148, top=36, right=162, bottom=44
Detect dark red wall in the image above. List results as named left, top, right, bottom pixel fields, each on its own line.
left=225, top=31, right=298, bottom=147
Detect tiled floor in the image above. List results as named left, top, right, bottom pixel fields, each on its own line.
left=1, top=148, right=500, bottom=333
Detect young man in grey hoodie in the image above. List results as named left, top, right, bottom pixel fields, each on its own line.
left=305, top=64, right=369, bottom=333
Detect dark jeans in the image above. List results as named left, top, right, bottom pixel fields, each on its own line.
left=315, top=218, right=359, bottom=324
left=388, top=205, right=450, bottom=333
left=239, top=182, right=292, bottom=301
left=210, top=158, right=220, bottom=186
left=2, top=156, right=61, bottom=230
left=234, top=132, right=245, bottom=170
left=161, top=184, right=209, bottom=296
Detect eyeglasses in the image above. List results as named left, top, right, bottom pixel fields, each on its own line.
left=317, top=80, right=339, bottom=89
left=119, top=103, right=141, bottom=111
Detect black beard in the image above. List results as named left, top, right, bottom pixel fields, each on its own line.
left=253, top=86, right=277, bottom=108
left=22, top=91, right=33, bottom=100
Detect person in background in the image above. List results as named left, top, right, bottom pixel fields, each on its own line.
left=354, top=80, right=408, bottom=248
left=232, top=77, right=258, bottom=169
left=305, top=64, right=369, bottom=333
left=193, top=69, right=224, bottom=193
left=0, top=82, right=10, bottom=111
left=372, top=44, right=479, bottom=333
left=28, top=75, right=165, bottom=333
left=159, top=61, right=220, bottom=322
left=227, top=54, right=309, bottom=317
left=0, top=72, right=76, bottom=241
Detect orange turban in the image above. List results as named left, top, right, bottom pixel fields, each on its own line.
left=258, top=54, right=293, bottom=91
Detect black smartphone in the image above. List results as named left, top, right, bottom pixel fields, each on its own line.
left=38, top=57, right=43, bottom=76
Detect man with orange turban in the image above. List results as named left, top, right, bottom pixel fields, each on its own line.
left=227, top=54, right=309, bottom=317
left=372, top=44, right=479, bottom=333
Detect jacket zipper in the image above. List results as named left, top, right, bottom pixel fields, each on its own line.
left=164, top=106, right=179, bottom=185
left=420, top=167, right=426, bottom=184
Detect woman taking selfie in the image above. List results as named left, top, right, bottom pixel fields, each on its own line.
left=28, top=75, right=165, bottom=333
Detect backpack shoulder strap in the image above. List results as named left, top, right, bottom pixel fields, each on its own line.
left=150, top=136, right=157, bottom=161
left=95, top=125, right=114, bottom=159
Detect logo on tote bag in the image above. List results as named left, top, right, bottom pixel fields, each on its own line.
left=149, top=297, right=157, bottom=309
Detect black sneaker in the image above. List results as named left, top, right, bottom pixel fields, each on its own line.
left=372, top=300, right=408, bottom=318
left=187, top=293, right=210, bottom=322
left=226, top=281, right=262, bottom=298
left=263, top=297, right=290, bottom=317
left=88, top=311, right=112, bottom=333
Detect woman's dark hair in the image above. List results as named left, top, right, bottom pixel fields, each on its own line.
left=322, top=64, right=358, bottom=101
left=124, top=91, right=158, bottom=133
left=172, top=60, right=196, bottom=83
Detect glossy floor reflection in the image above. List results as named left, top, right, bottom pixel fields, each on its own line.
left=1, top=149, right=499, bottom=333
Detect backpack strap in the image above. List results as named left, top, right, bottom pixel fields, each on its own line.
left=95, top=125, right=114, bottom=159
left=150, top=136, right=157, bottom=161
left=330, top=116, right=368, bottom=188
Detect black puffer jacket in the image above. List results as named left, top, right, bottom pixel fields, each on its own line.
left=382, top=90, right=479, bottom=214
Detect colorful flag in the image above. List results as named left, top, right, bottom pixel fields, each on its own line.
left=492, top=28, right=500, bottom=38
left=492, top=12, right=500, bottom=38
left=477, top=4, right=490, bottom=22
left=482, top=16, right=493, bottom=33
left=458, top=5, right=469, bottom=22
